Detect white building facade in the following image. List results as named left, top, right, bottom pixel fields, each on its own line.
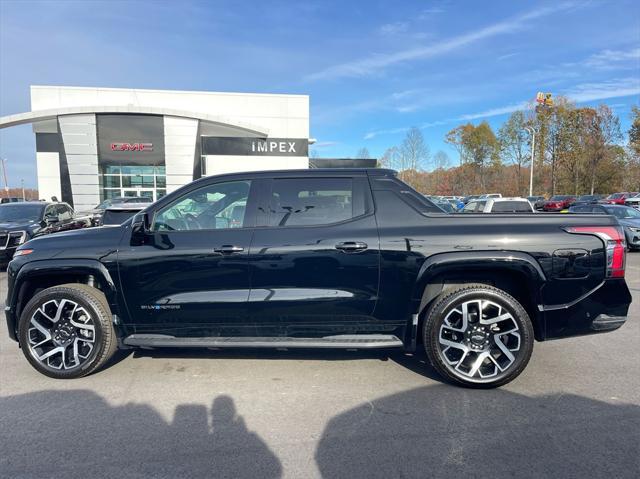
left=4, top=86, right=310, bottom=211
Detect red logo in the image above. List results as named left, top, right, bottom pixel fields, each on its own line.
left=110, top=142, right=153, bottom=152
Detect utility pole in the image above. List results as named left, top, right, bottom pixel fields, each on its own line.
left=0, top=158, right=8, bottom=197
left=21, top=179, right=25, bottom=200
left=524, top=127, right=535, bottom=197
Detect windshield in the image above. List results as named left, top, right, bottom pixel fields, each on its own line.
left=0, top=204, right=44, bottom=222
left=578, top=195, right=597, bottom=201
left=607, top=193, right=624, bottom=199
left=605, top=206, right=640, bottom=219
left=549, top=195, right=569, bottom=201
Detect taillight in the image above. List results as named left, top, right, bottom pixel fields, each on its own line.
left=564, top=226, right=626, bottom=278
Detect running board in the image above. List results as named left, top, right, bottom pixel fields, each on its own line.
left=123, top=334, right=404, bottom=349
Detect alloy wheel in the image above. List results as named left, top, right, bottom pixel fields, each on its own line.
left=27, top=299, right=96, bottom=371
left=437, top=299, right=521, bottom=381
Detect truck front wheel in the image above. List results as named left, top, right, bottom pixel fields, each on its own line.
left=423, top=284, right=534, bottom=388
left=18, top=284, right=117, bottom=379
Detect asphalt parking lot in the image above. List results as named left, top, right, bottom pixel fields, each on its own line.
left=1, top=257, right=639, bottom=479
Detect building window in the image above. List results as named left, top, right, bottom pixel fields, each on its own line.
left=100, top=165, right=167, bottom=202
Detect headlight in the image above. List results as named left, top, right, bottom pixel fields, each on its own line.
left=8, top=231, right=27, bottom=247
left=629, top=227, right=640, bottom=233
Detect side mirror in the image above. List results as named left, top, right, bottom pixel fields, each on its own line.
left=130, top=212, right=151, bottom=245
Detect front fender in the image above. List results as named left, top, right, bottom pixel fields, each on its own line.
left=5, top=259, right=118, bottom=341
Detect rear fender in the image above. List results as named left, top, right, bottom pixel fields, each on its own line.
left=410, top=251, right=547, bottom=343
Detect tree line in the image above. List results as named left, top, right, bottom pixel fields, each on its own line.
left=375, top=99, right=640, bottom=197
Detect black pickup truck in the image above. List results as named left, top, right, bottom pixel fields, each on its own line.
left=4, top=169, right=632, bottom=387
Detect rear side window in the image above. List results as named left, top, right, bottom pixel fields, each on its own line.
left=491, top=201, right=532, bottom=213
left=268, top=178, right=359, bottom=227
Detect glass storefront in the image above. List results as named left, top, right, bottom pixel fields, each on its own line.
left=100, top=165, right=166, bottom=201
left=96, top=114, right=167, bottom=202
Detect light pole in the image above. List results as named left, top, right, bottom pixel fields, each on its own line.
left=0, top=158, right=8, bottom=197
left=21, top=179, right=25, bottom=201
left=524, top=127, right=535, bottom=197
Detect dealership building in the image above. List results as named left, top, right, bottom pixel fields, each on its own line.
left=0, top=86, right=324, bottom=211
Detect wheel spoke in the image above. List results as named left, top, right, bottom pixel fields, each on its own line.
left=36, top=346, right=64, bottom=362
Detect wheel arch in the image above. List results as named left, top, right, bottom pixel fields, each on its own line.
left=8, top=259, right=119, bottom=341
left=411, top=251, right=546, bottom=342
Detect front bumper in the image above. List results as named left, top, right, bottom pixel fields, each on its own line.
left=0, top=247, right=16, bottom=263
left=625, top=228, right=640, bottom=249
left=541, top=279, right=632, bottom=339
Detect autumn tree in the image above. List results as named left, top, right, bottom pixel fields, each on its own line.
left=498, top=111, right=530, bottom=195
left=626, top=106, right=640, bottom=191
left=445, top=121, right=499, bottom=189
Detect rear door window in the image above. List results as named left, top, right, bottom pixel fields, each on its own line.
left=267, top=178, right=360, bottom=227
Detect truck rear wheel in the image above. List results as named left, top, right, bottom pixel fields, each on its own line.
left=18, top=284, right=117, bottom=379
left=423, top=284, right=534, bottom=388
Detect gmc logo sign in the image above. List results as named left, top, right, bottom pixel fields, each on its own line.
left=110, top=142, right=153, bottom=152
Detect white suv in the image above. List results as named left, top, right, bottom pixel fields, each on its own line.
left=462, top=197, right=534, bottom=213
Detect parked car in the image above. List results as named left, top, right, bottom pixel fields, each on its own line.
left=462, top=197, right=534, bottom=213
left=100, top=203, right=150, bottom=226
left=0, top=201, right=89, bottom=264
left=82, top=196, right=154, bottom=225
left=526, top=196, right=546, bottom=210
left=542, top=195, right=577, bottom=211
left=479, top=193, right=502, bottom=199
left=461, top=195, right=480, bottom=204
left=569, top=203, right=640, bottom=250
left=602, top=192, right=638, bottom=205
left=5, top=169, right=631, bottom=388
left=570, top=194, right=602, bottom=207
left=432, top=199, right=456, bottom=213
left=1, top=197, right=25, bottom=204
left=444, top=197, right=464, bottom=210
left=624, top=192, right=640, bottom=210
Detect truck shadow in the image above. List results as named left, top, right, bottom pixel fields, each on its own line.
left=130, top=347, right=445, bottom=383
left=0, top=390, right=282, bottom=478
left=315, top=385, right=640, bottom=479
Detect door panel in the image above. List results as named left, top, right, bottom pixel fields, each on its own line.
left=118, top=179, right=256, bottom=336
left=247, top=176, right=380, bottom=337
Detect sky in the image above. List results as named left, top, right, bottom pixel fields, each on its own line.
left=0, top=0, right=639, bottom=188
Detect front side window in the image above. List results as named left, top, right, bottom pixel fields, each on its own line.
left=268, top=178, right=354, bottom=227
left=153, top=180, right=251, bottom=231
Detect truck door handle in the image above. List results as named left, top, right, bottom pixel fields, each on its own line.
left=213, top=245, right=244, bottom=254
left=335, top=241, right=368, bottom=252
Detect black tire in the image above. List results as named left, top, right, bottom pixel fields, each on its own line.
left=423, top=284, right=534, bottom=388
left=18, top=283, right=117, bottom=379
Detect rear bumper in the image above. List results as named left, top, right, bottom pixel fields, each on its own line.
left=541, top=279, right=632, bottom=340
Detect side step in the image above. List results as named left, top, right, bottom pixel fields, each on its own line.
left=123, top=334, right=404, bottom=349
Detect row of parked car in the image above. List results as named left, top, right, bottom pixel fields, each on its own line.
left=0, top=196, right=151, bottom=264
left=429, top=191, right=640, bottom=213
left=425, top=191, right=640, bottom=250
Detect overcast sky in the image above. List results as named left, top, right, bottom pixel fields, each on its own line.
left=1, top=0, right=639, bottom=187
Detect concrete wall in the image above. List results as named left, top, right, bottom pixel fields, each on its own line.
left=57, top=114, right=100, bottom=211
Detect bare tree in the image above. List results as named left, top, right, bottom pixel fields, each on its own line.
left=356, top=147, right=371, bottom=159
left=400, top=127, right=430, bottom=171
left=379, top=146, right=401, bottom=170
left=433, top=150, right=450, bottom=169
